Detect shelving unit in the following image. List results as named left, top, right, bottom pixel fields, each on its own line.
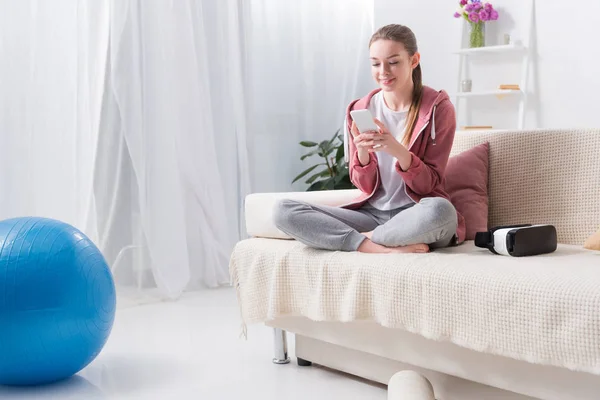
left=453, top=89, right=522, bottom=99
left=452, top=0, right=535, bottom=131
left=452, top=43, right=526, bottom=55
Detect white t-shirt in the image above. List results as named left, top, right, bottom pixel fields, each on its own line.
left=345, top=91, right=415, bottom=211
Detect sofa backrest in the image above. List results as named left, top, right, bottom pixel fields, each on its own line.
left=451, top=129, right=600, bottom=245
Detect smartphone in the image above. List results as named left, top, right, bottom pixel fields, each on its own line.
left=350, top=109, right=382, bottom=148
left=350, top=109, right=379, bottom=133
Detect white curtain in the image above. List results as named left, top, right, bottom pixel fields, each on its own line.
left=243, top=0, right=375, bottom=193
left=0, top=0, right=108, bottom=239
left=100, top=0, right=247, bottom=300
left=0, top=0, right=374, bottom=302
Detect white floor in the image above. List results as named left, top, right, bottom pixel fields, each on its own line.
left=0, top=288, right=387, bottom=400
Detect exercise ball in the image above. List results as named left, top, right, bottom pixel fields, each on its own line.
left=0, top=217, right=116, bottom=386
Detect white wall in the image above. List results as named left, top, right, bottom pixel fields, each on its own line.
left=374, top=0, right=600, bottom=130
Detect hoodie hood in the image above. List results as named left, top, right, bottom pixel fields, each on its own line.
left=417, top=86, right=450, bottom=123
left=411, top=86, right=451, bottom=148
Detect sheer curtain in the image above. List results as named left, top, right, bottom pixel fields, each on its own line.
left=243, top=0, right=375, bottom=193
left=102, top=0, right=374, bottom=301
left=0, top=0, right=108, bottom=239
left=101, top=0, right=247, bottom=300
left=0, top=0, right=374, bottom=302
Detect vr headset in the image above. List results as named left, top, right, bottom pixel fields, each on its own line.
left=475, top=224, right=557, bottom=257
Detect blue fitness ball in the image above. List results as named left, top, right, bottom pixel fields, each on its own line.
left=0, top=217, right=116, bottom=386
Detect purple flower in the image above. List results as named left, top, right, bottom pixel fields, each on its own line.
left=473, top=2, right=483, bottom=11
left=465, top=3, right=474, bottom=11
left=479, top=9, right=490, bottom=21
left=490, top=9, right=499, bottom=20
left=454, top=11, right=462, bottom=18
left=468, top=12, right=480, bottom=22
left=460, top=0, right=468, bottom=5
left=484, top=2, right=493, bottom=12
left=471, top=0, right=482, bottom=2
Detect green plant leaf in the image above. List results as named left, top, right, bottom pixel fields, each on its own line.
left=319, top=169, right=331, bottom=178
left=327, top=129, right=340, bottom=148
left=306, top=170, right=327, bottom=184
left=336, top=144, right=345, bottom=163
left=292, top=164, right=324, bottom=183
left=334, top=169, right=354, bottom=189
left=295, top=129, right=356, bottom=191
left=324, top=179, right=336, bottom=190
left=300, top=150, right=319, bottom=161
left=334, top=169, right=347, bottom=184
left=319, top=140, right=332, bottom=154
left=307, top=180, right=327, bottom=192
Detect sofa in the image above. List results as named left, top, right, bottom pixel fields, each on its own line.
left=230, top=128, right=600, bottom=400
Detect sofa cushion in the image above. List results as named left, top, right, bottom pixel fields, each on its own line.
left=231, top=237, right=600, bottom=374
left=445, top=142, right=489, bottom=240
left=244, top=189, right=361, bottom=239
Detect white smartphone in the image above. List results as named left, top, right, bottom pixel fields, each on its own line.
left=350, top=109, right=379, bottom=133
left=350, top=109, right=382, bottom=148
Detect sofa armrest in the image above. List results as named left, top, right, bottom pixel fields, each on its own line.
left=245, top=189, right=361, bottom=239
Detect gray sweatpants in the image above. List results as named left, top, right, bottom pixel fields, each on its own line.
left=273, top=197, right=458, bottom=252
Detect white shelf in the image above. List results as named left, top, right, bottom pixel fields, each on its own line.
left=453, top=89, right=522, bottom=98
left=453, top=44, right=526, bottom=55
left=456, top=128, right=510, bottom=134
left=454, top=0, right=534, bottom=130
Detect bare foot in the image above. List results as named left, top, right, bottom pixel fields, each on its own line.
left=389, top=243, right=430, bottom=254
left=358, top=239, right=429, bottom=254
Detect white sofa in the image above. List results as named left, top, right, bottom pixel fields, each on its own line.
left=231, top=129, right=600, bottom=400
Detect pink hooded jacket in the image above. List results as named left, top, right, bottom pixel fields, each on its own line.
left=342, top=86, right=466, bottom=244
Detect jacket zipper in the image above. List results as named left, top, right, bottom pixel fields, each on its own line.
left=402, top=123, right=428, bottom=204
left=403, top=105, right=437, bottom=202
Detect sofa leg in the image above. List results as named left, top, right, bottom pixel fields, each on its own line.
left=272, top=328, right=290, bottom=364
left=297, top=357, right=312, bottom=367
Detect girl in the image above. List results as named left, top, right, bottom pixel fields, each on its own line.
left=274, top=24, right=466, bottom=254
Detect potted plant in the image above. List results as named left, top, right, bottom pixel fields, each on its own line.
left=454, top=0, right=499, bottom=48
left=292, top=130, right=355, bottom=191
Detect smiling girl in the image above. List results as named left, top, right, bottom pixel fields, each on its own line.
left=274, top=24, right=465, bottom=254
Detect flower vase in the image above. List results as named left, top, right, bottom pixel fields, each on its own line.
left=469, top=22, right=485, bottom=48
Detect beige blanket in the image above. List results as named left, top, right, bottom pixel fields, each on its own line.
left=230, top=238, right=600, bottom=375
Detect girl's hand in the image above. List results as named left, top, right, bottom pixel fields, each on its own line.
left=364, top=118, right=402, bottom=154
left=350, top=121, right=375, bottom=147
left=352, top=121, right=389, bottom=151
left=371, top=118, right=413, bottom=171
left=352, top=118, right=401, bottom=154
left=351, top=121, right=376, bottom=165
